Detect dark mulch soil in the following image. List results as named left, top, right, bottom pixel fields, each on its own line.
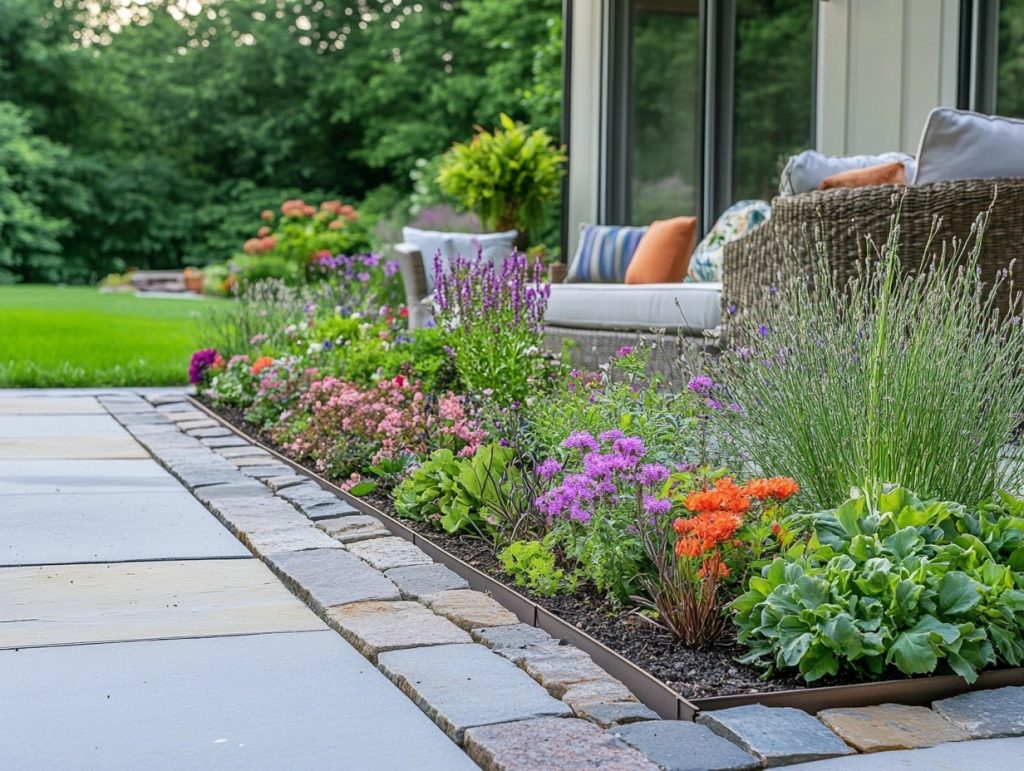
left=202, top=399, right=806, bottom=700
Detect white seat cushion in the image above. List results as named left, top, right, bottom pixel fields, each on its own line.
left=544, top=282, right=721, bottom=335
left=914, top=108, right=1024, bottom=185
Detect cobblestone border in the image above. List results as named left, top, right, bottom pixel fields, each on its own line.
left=100, top=391, right=1024, bottom=770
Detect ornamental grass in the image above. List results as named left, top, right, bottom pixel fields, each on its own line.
left=719, top=211, right=1024, bottom=509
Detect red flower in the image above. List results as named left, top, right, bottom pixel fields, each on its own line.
left=393, top=375, right=406, bottom=388
left=257, top=226, right=271, bottom=237
left=398, top=306, right=409, bottom=318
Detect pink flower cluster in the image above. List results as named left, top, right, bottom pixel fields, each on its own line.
left=281, top=376, right=483, bottom=476
left=243, top=235, right=278, bottom=255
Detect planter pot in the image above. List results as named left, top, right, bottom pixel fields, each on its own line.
left=183, top=269, right=204, bottom=293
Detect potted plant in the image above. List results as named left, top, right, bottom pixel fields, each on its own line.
left=183, top=266, right=204, bottom=293
left=436, top=114, right=566, bottom=249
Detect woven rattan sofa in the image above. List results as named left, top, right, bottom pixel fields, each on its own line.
left=722, top=177, right=1024, bottom=332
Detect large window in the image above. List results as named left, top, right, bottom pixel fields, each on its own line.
left=608, top=0, right=816, bottom=229
left=997, top=0, right=1024, bottom=116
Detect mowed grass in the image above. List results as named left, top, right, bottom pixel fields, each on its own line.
left=0, top=285, right=227, bottom=387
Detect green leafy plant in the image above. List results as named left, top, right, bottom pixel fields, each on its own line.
left=733, top=485, right=1024, bottom=683
left=436, top=114, right=565, bottom=240
left=499, top=538, right=579, bottom=597
left=718, top=213, right=1024, bottom=508
left=394, top=444, right=517, bottom=535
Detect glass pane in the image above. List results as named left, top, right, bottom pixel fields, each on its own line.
left=732, top=0, right=815, bottom=202
left=628, top=2, right=701, bottom=225
left=998, top=0, right=1024, bottom=117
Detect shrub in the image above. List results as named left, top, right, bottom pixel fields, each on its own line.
left=278, top=375, right=483, bottom=481
left=436, top=114, right=565, bottom=240
left=733, top=485, right=1024, bottom=683
left=433, top=249, right=556, bottom=404
left=718, top=215, right=1024, bottom=508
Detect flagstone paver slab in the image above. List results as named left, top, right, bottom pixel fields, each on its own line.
left=326, top=600, right=471, bottom=660
left=423, top=590, right=519, bottom=630
left=146, top=392, right=190, bottom=405
left=513, top=645, right=618, bottom=698
left=266, top=474, right=307, bottom=491
left=192, top=480, right=274, bottom=502
left=0, top=435, right=149, bottom=459
left=201, top=435, right=251, bottom=448
left=0, top=459, right=180, bottom=495
left=818, top=703, right=970, bottom=752
left=162, top=410, right=207, bottom=422
left=304, top=500, right=361, bottom=520
left=216, top=445, right=272, bottom=458
left=0, top=414, right=131, bottom=437
left=697, top=705, right=855, bottom=767
left=386, top=563, right=469, bottom=599
left=239, top=464, right=296, bottom=480
left=784, top=737, right=1024, bottom=769
left=571, top=700, right=659, bottom=728
left=0, top=396, right=104, bottom=414
left=242, top=524, right=345, bottom=554
left=0, top=632, right=475, bottom=771
left=206, top=495, right=311, bottom=533
left=612, top=721, right=760, bottom=771
left=471, top=623, right=556, bottom=653
left=377, top=643, right=573, bottom=742
left=347, top=536, right=434, bottom=571
left=277, top=481, right=350, bottom=511
left=175, top=418, right=219, bottom=430
left=932, top=686, right=1024, bottom=739
left=560, top=679, right=639, bottom=707
left=0, top=558, right=325, bottom=648
left=227, top=454, right=278, bottom=466
left=318, top=514, right=392, bottom=543
left=0, top=491, right=248, bottom=566
left=464, top=717, right=659, bottom=771
left=187, top=426, right=233, bottom=438
left=265, top=548, right=401, bottom=611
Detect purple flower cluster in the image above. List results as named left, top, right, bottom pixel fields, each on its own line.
left=537, top=432, right=672, bottom=524
left=188, top=348, right=219, bottom=385
left=432, top=248, right=550, bottom=336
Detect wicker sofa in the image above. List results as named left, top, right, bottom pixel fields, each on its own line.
left=722, top=177, right=1024, bottom=333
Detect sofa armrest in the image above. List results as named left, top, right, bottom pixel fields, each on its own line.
left=394, top=242, right=433, bottom=330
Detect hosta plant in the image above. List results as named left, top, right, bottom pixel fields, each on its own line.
left=733, top=485, right=1024, bottom=683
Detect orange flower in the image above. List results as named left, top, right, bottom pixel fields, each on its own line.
left=673, top=510, right=743, bottom=554
left=674, top=536, right=704, bottom=558
left=743, top=477, right=799, bottom=501
left=684, top=477, right=751, bottom=515
left=251, top=356, right=274, bottom=375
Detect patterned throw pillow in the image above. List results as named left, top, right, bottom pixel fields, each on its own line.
left=686, top=200, right=771, bottom=283
left=566, top=224, right=647, bottom=283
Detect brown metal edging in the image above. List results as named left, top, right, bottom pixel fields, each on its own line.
left=186, top=396, right=1024, bottom=719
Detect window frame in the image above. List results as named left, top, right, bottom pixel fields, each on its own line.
left=602, top=0, right=818, bottom=233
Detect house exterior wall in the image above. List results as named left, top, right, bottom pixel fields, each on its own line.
left=564, top=0, right=963, bottom=257
left=816, top=0, right=961, bottom=156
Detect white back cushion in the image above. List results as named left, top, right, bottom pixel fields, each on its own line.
left=402, top=227, right=517, bottom=291
left=914, top=108, right=1024, bottom=185
left=780, top=150, right=916, bottom=195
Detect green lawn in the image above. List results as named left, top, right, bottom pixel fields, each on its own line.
left=0, top=285, right=226, bottom=387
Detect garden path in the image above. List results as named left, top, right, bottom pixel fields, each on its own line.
left=0, top=389, right=473, bottom=771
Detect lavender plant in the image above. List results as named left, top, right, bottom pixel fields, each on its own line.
left=433, top=249, right=556, bottom=404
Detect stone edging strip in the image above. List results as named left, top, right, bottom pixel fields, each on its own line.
left=99, top=391, right=1024, bottom=770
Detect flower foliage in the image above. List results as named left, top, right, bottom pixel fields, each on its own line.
left=433, top=249, right=554, bottom=404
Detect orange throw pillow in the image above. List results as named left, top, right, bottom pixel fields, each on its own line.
left=624, top=216, right=697, bottom=284
left=818, top=161, right=907, bottom=190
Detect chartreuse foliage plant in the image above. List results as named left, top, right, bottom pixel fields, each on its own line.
left=436, top=114, right=566, bottom=238
left=733, top=485, right=1024, bottom=683
left=719, top=214, right=1024, bottom=509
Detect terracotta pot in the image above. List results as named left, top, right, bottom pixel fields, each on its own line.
left=183, top=269, right=204, bottom=293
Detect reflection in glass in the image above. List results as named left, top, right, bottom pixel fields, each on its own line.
left=732, top=0, right=815, bottom=202
left=998, top=0, right=1024, bottom=117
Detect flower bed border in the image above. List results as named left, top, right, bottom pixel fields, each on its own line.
left=187, top=394, right=1024, bottom=720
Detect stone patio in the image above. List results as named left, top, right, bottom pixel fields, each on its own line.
left=4, top=387, right=1024, bottom=770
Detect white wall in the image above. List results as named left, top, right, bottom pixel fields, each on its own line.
left=816, top=0, right=961, bottom=156
left=565, top=0, right=605, bottom=257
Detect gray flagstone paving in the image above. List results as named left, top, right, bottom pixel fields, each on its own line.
left=0, top=632, right=475, bottom=771
left=0, top=459, right=180, bottom=495
left=0, top=491, right=249, bottom=565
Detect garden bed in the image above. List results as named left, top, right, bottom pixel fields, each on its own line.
left=194, top=396, right=1024, bottom=719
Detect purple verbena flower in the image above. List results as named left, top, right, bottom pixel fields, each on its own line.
left=639, top=463, right=670, bottom=486
left=687, top=375, right=715, bottom=397
left=537, top=458, right=563, bottom=479
left=643, top=496, right=672, bottom=516
left=563, top=431, right=599, bottom=452
left=188, top=348, right=219, bottom=385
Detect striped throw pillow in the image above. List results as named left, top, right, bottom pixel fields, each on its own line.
left=566, top=224, right=647, bottom=283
